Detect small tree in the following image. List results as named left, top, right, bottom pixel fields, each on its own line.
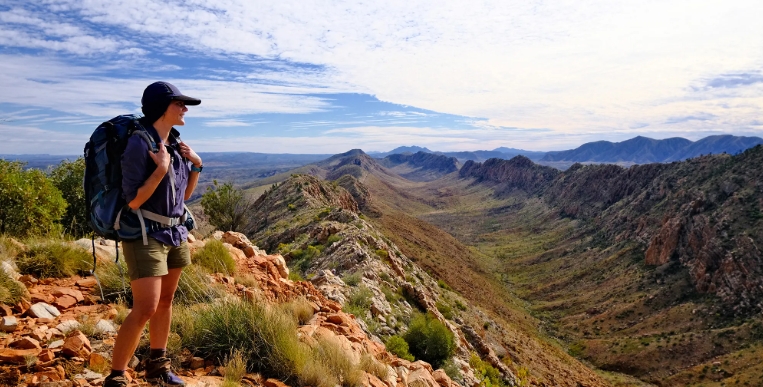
left=201, top=180, right=255, bottom=233
left=0, top=160, right=66, bottom=237
left=49, top=158, right=87, bottom=237
left=403, top=312, right=456, bottom=368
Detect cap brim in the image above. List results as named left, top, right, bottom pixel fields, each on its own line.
left=173, top=95, right=201, bottom=105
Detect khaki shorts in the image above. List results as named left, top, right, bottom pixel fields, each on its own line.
left=122, top=238, right=191, bottom=281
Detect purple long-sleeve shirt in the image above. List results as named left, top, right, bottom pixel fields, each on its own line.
left=121, top=124, right=190, bottom=246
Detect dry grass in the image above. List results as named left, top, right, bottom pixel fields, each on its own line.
left=281, top=297, right=315, bottom=325
left=16, top=238, right=91, bottom=278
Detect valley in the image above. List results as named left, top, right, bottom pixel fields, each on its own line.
left=234, top=146, right=763, bottom=386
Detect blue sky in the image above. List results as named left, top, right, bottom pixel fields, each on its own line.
left=1, top=0, right=762, bottom=154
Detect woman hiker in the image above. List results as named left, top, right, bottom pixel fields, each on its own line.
left=104, top=81, right=203, bottom=387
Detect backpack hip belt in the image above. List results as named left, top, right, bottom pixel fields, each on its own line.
left=113, top=204, right=191, bottom=245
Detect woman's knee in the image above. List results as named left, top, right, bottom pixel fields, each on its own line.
left=156, top=293, right=175, bottom=309
left=130, top=302, right=159, bottom=322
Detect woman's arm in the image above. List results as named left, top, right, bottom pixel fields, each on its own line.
left=179, top=142, right=202, bottom=201
left=127, top=142, right=171, bottom=210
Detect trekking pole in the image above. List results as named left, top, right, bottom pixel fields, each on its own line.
left=91, top=233, right=106, bottom=302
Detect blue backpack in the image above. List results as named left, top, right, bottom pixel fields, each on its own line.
left=83, top=115, right=158, bottom=241
left=84, top=115, right=196, bottom=245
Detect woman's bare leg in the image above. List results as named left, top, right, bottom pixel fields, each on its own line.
left=111, top=276, right=162, bottom=370
left=148, top=268, right=183, bottom=349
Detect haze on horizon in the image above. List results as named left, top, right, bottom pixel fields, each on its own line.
left=1, top=0, right=762, bottom=155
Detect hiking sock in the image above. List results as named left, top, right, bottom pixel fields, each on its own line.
left=149, top=348, right=167, bottom=359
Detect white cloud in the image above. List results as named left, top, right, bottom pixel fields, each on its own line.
left=2, top=0, right=763, bottom=150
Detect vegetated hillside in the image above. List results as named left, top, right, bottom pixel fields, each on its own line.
left=434, top=145, right=763, bottom=385
left=541, top=135, right=763, bottom=163
left=379, top=152, right=459, bottom=182
left=244, top=171, right=608, bottom=386
left=245, top=174, right=521, bottom=386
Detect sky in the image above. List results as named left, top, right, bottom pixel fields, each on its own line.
left=1, top=0, right=762, bottom=155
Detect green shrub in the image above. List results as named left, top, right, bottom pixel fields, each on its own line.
left=342, top=271, right=362, bottom=286
left=201, top=180, right=255, bottom=233
left=348, top=286, right=373, bottom=310
left=436, top=301, right=454, bottom=320
left=469, top=353, right=505, bottom=386
left=326, top=234, right=341, bottom=245
left=442, top=358, right=463, bottom=382
left=381, top=285, right=400, bottom=303
left=0, top=266, right=27, bottom=304
left=192, top=240, right=236, bottom=274
left=385, top=335, right=414, bottom=361
left=0, top=160, right=66, bottom=237
left=48, top=158, right=87, bottom=238
left=97, top=259, right=131, bottom=303
left=16, top=239, right=91, bottom=278
left=403, top=313, right=456, bottom=368
left=375, top=249, right=389, bottom=260
left=437, top=279, right=452, bottom=291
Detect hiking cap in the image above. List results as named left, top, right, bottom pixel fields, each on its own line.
left=142, top=81, right=201, bottom=107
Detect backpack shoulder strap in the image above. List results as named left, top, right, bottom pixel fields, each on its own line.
left=130, top=120, right=159, bottom=153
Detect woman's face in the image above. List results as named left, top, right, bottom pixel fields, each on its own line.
left=162, top=100, right=188, bottom=126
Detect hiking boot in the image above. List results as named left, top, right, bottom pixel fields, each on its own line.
left=103, top=373, right=129, bottom=387
left=145, top=356, right=186, bottom=386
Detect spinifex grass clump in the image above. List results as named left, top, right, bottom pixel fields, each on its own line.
left=0, top=266, right=27, bottom=304
left=16, top=239, right=91, bottom=278
left=98, top=261, right=224, bottom=306
left=173, top=299, right=363, bottom=387
left=192, top=239, right=236, bottom=275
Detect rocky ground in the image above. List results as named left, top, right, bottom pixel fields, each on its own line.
left=0, top=232, right=458, bottom=387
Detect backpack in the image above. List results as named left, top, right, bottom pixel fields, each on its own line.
left=83, top=115, right=157, bottom=241
left=83, top=114, right=196, bottom=245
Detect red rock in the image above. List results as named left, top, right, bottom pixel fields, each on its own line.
left=61, top=330, right=92, bottom=358
left=18, top=274, right=37, bottom=285
left=10, top=336, right=41, bottom=349
left=407, top=368, right=438, bottom=387
left=13, top=298, right=31, bottom=314
left=326, top=313, right=351, bottom=326
left=365, top=372, right=387, bottom=387
left=0, top=303, right=13, bottom=316
left=243, top=245, right=256, bottom=258
left=264, top=378, right=289, bottom=387
left=75, top=278, right=98, bottom=288
left=89, top=352, right=109, bottom=372
left=0, top=348, right=41, bottom=365
left=53, top=295, right=78, bottom=309
left=34, top=365, right=65, bottom=382
left=51, top=288, right=84, bottom=303
left=432, top=369, right=453, bottom=386
left=31, top=292, right=55, bottom=304
left=38, top=349, right=55, bottom=362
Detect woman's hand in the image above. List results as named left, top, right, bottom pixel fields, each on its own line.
left=179, top=142, right=202, bottom=167
left=148, top=141, right=171, bottom=172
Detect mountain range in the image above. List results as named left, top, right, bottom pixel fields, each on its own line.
left=540, top=135, right=763, bottom=163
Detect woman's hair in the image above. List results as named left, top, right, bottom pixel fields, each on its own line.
left=140, top=98, right=172, bottom=126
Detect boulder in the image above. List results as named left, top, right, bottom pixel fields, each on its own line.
left=190, top=357, right=205, bottom=369
left=56, top=320, right=81, bottom=333
left=432, top=369, right=454, bottom=387
left=407, top=368, right=439, bottom=387
left=51, top=288, right=84, bottom=303
left=1, top=316, right=18, bottom=332
left=48, top=340, right=65, bottom=349
left=10, top=337, right=41, bottom=349
left=75, top=278, right=98, bottom=288
left=270, top=255, right=289, bottom=279
left=61, top=330, right=92, bottom=358
left=95, top=319, right=116, bottom=334
left=27, top=303, right=60, bottom=319
left=222, top=231, right=252, bottom=249
left=0, top=348, right=41, bottom=365
left=88, top=352, right=109, bottom=372
left=38, top=349, right=55, bottom=362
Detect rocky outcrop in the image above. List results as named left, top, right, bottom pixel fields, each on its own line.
left=460, top=157, right=559, bottom=194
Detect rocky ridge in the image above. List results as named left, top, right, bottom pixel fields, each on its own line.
left=247, top=174, right=524, bottom=386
